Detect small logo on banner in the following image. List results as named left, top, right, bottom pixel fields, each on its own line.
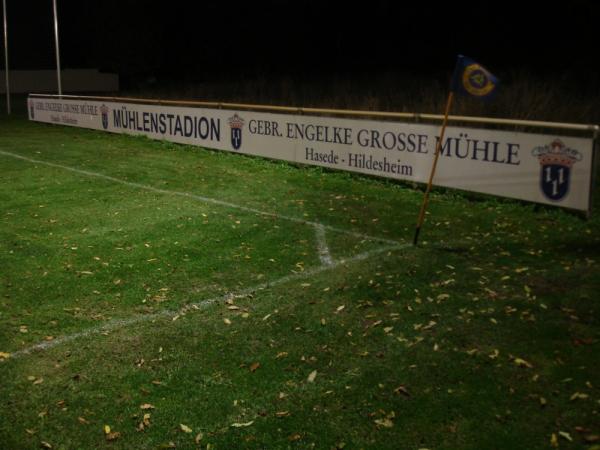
left=532, top=139, right=582, bottom=201
left=228, top=114, right=244, bottom=150
left=100, top=104, right=109, bottom=130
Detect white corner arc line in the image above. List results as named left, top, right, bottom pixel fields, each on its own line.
left=0, top=150, right=399, bottom=246
left=8, top=243, right=408, bottom=360
left=315, top=224, right=333, bottom=266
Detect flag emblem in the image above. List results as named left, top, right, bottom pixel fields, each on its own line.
left=228, top=114, right=244, bottom=150
left=532, top=139, right=582, bottom=201
left=451, top=55, right=498, bottom=98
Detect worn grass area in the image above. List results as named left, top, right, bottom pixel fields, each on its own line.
left=1, top=115, right=599, bottom=450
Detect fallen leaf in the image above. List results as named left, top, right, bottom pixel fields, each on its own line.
left=104, top=425, right=111, bottom=435
left=140, top=403, right=155, bottom=410
left=249, top=362, right=260, bottom=372
left=0, top=352, right=10, bottom=360
left=106, top=432, right=121, bottom=441
left=223, top=318, right=232, bottom=325
left=550, top=433, right=558, bottom=448
left=288, top=433, right=302, bottom=441
left=374, top=418, right=394, bottom=428
left=513, top=358, right=533, bottom=368
left=40, top=442, right=52, bottom=449
left=276, top=411, right=290, bottom=417
left=231, top=421, right=254, bottom=428
left=559, top=431, right=573, bottom=442
left=180, top=424, right=193, bottom=433
left=570, top=392, right=589, bottom=401
left=78, top=417, right=89, bottom=425
left=195, top=433, right=204, bottom=444
left=307, top=370, right=317, bottom=383
left=393, top=385, right=410, bottom=397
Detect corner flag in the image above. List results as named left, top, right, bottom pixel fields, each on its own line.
left=450, top=55, right=499, bottom=98
left=413, top=54, right=498, bottom=246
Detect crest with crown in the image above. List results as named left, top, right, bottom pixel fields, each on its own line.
left=228, top=113, right=244, bottom=129
left=532, top=139, right=582, bottom=167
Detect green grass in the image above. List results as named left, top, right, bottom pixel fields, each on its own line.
left=1, top=114, right=599, bottom=450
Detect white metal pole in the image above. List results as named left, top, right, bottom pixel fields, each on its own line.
left=2, top=0, right=10, bottom=113
left=52, top=0, right=62, bottom=96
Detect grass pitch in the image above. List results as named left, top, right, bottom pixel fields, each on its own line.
left=1, top=115, right=599, bottom=450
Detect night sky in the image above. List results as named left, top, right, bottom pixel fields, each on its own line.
left=3, top=0, right=599, bottom=89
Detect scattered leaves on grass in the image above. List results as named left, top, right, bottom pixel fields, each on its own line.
left=307, top=370, right=317, bottom=383
left=180, top=424, right=193, bottom=433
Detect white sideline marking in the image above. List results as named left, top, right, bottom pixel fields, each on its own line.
left=0, top=150, right=399, bottom=246
left=9, top=243, right=406, bottom=360
left=315, top=224, right=333, bottom=266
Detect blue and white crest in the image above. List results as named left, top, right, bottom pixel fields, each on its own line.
left=532, top=139, right=582, bottom=202
left=228, top=114, right=244, bottom=150
left=100, top=104, right=109, bottom=130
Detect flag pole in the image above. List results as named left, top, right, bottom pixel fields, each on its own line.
left=413, top=90, right=454, bottom=246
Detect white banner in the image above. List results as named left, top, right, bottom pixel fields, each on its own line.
left=28, top=96, right=595, bottom=212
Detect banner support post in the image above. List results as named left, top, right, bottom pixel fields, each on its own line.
left=52, top=0, right=62, bottom=96
left=2, top=0, right=10, bottom=114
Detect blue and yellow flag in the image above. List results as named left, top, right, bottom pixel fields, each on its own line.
left=451, top=55, right=498, bottom=98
